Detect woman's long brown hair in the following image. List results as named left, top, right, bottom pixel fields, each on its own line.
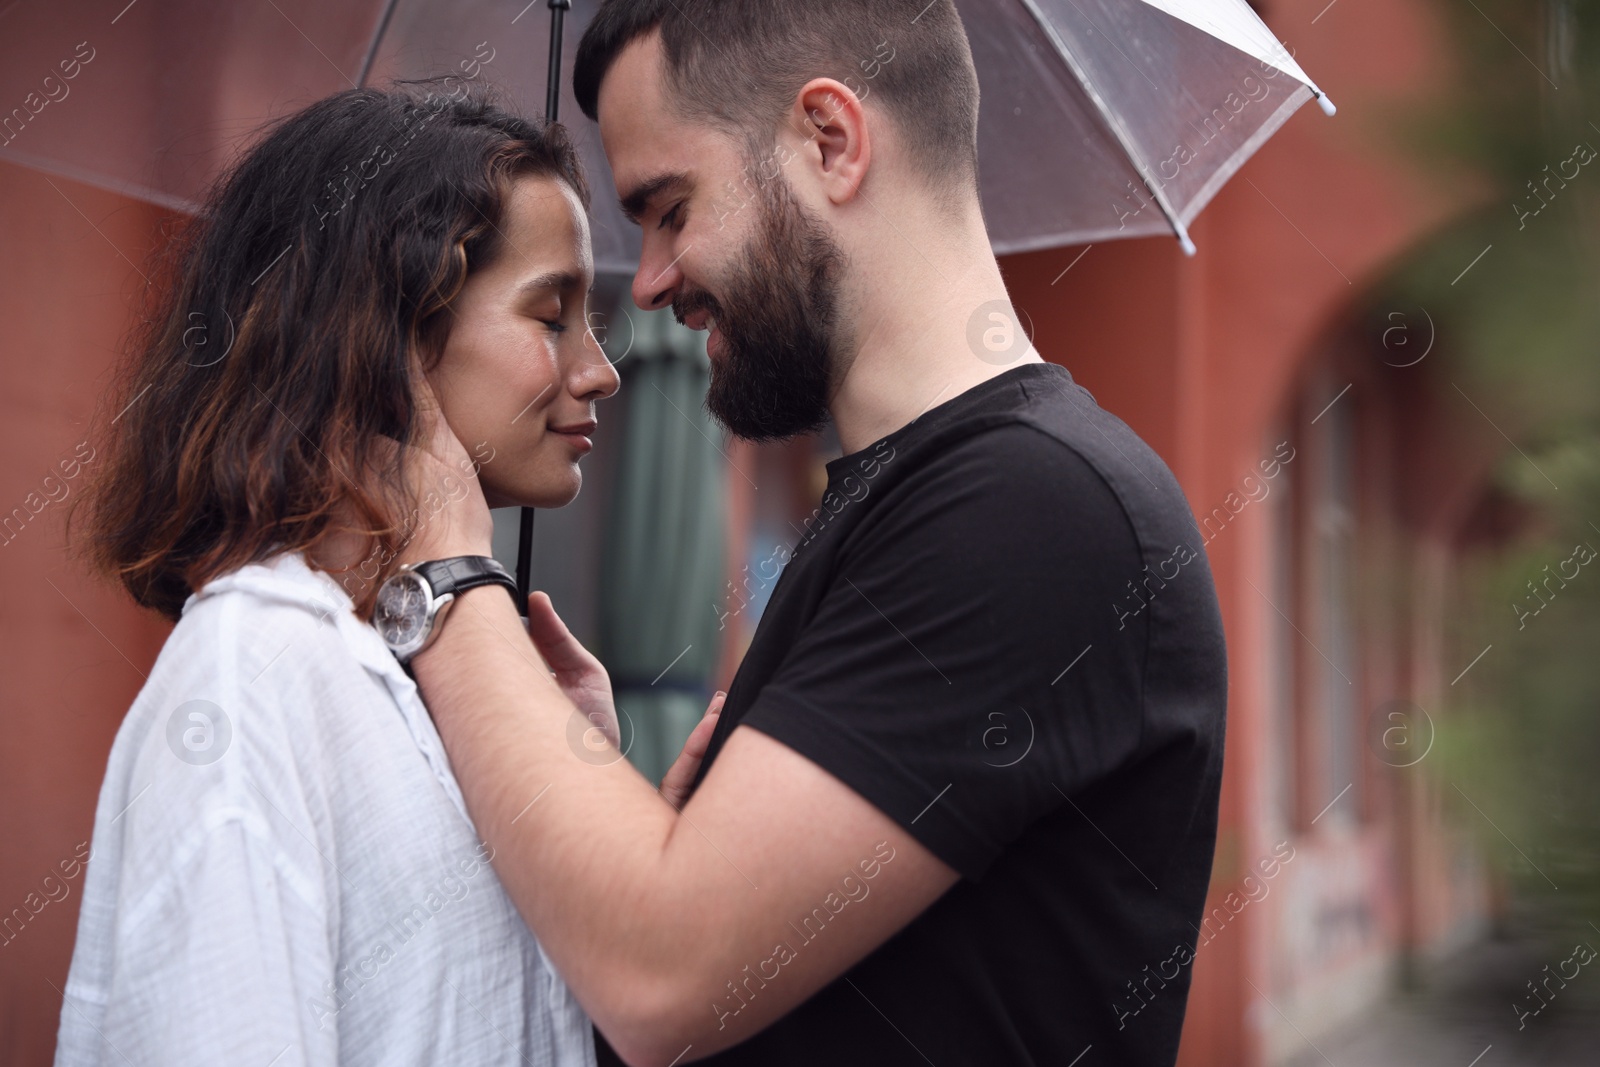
left=69, top=76, right=589, bottom=622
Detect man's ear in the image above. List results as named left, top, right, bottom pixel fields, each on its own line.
left=789, top=78, right=871, bottom=206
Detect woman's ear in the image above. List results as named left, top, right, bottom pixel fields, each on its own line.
left=789, top=78, right=871, bottom=207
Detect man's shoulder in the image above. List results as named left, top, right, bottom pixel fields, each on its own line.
left=881, top=384, right=1143, bottom=537
left=891, top=364, right=1172, bottom=503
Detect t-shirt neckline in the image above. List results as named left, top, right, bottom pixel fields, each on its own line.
left=825, top=361, right=1069, bottom=481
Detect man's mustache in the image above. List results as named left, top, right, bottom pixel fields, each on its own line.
left=672, top=289, right=723, bottom=329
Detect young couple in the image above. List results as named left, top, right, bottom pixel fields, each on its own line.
left=59, top=2, right=1227, bottom=1065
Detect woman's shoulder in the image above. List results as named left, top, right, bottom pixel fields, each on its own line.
left=179, top=549, right=355, bottom=636
left=93, top=555, right=391, bottom=884
left=168, top=550, right=374, bottom=685
left=122, top=552, right=394, bottom=769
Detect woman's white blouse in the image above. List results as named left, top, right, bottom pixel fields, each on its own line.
left=55, top=551, right=593, bottom=1066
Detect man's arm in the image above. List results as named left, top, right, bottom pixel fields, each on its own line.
left=412, top=588, right=959, bottom=1066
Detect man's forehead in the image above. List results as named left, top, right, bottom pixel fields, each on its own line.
left=596, top=33, right=732, bottom=207
left=595, top=35, right=673, bottom=166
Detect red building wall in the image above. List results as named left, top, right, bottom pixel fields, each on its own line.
left=0, top=161, right=176, bottom=1065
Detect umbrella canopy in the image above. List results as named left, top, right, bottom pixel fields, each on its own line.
left=1, top=0, right=1327, bottom=266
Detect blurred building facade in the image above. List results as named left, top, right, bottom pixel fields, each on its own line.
left=0, top=1, right=1503, bottom=1065
left=993, top=1, right=1499, bottom=1062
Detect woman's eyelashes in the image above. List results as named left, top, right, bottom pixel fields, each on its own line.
left=535, top=301, right=571, bottom=334
left=535, top=287, right=593, bottom=335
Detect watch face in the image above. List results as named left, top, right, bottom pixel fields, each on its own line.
left=375, top=571, right=432, bottom=658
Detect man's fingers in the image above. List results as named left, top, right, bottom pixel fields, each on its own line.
left=407, top=361, right=462, bottom=459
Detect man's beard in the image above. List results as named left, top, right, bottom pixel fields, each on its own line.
left=673, top=170, right=846, bottom=442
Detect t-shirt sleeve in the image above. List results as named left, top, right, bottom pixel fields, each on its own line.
left=740, top=422, right=1150, bottom=881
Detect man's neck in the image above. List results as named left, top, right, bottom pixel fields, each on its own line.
left=827, top=219, right=1043, bottom=454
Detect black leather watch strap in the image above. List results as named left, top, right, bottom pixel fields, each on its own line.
left=414, top=556, right=521, bottom=609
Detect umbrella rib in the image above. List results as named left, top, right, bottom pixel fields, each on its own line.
left=1010, top=0, right=1195, bottom=254
left=357, top=0, right=404, bottom=88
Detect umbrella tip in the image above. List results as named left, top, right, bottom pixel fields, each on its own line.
left=1178, top=232, right=1197, bottom=257
left=1317, top=92, right=1337, bottom=117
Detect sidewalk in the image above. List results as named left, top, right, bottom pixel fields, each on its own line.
left=1282, top=925, right=1600, bottom=1067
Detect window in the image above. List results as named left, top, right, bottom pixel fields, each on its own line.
left=1315, top=395, right=1361, bottom=825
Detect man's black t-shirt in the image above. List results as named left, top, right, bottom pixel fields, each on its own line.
left=602, top=361, right=1227, bottom=1066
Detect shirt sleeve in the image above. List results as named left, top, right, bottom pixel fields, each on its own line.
left=740, top=422, right=1150, bottom=881
left=87, top=812, right=339, bottom=1066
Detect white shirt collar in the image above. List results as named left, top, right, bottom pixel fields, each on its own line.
left=183, top=550, right=472, bottom=823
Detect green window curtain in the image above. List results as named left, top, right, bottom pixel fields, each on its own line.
left=599, top=306, right=727, bottom=786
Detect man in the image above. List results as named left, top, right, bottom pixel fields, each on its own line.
left=403, top=1, right=1227, bottom=1064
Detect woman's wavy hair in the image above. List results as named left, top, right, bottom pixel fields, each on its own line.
left=70, top=76, right=589, bottom=622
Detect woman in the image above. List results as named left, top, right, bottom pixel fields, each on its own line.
left=58, top=78, right=711, bottom=1065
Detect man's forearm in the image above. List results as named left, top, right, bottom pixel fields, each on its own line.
left=409, top=583, right=958, bottom=1065
left=410, top=585, right=700, bottom=1035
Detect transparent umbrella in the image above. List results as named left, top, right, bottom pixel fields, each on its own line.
left=1, top=0, right=1330, bottom=266
left=0, top=0, right=1330, bottom=596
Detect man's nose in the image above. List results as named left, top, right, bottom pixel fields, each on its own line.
left=632, top=232, right=684, bottom=312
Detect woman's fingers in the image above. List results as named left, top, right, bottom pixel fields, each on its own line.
left=524, top=591, right=600, bottom=677
left=658, top=691, right=726, bottom=811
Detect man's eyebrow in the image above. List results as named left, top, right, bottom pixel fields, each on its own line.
left=618, top=172, right=692, bottom=225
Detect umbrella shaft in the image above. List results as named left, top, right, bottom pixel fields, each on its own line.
left=517, top=0, right=571, bottom=603
left=545, top=0, right=569, bottom=122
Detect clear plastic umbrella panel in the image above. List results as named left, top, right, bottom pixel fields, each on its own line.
left=1, top=0, right=1331, bottom=600
left=1, top=0, right=1331, bottom=268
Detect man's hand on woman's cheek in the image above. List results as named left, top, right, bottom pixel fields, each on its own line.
left=396, top=367, right=496, bottom=563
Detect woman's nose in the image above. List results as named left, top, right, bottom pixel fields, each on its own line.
left=572, top=318, right=621, bottom=400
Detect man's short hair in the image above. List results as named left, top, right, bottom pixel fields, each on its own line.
left=574, top=0, right=981, bottom=204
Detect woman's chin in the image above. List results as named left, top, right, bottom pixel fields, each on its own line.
left=487, top=474, right=581, bottom=510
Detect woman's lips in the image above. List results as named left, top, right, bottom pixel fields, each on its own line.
left=550, top=420, right=596, bottom=453
left=552, top=430, right=592, bottom=453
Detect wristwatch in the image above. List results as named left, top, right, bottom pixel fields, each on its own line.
left=374, top=556, right=521, bottom=664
